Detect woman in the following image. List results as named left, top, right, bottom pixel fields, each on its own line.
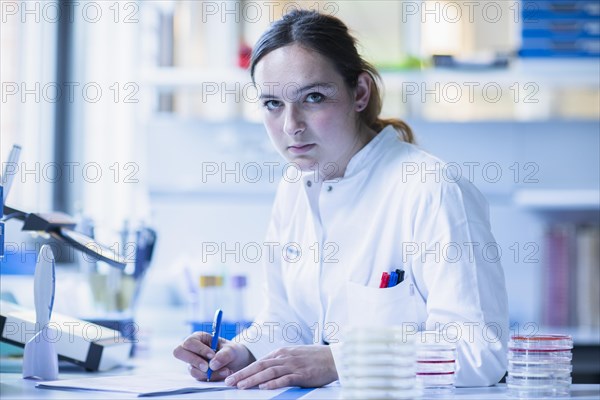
left=174, top=9, right=508, bottom=389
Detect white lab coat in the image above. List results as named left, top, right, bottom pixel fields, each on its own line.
left=235, top=126, right=509, bottom=387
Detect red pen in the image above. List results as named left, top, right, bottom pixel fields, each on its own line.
left=379, top=272, right=390, bottom=288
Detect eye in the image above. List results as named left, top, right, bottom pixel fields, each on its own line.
left=305, top=92, right=325, bottom=104
left=263, top=99, right=282, bottom=111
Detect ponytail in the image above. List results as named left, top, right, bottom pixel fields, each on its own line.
left=360, top=69, right=415, bottom=144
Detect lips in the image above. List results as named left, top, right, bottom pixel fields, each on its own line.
left=287, top=143, right=316, bottom=155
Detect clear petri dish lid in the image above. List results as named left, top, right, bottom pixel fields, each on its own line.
left=509, top=334, right=573, bottom=350
left=345, top=365, right=416, bottom=378
left=343, top=376, right=417, bottom=389
left=345, top=328, right=417, bottom=345
left=342, top=387, right=422, bottom=399
left=416, top=343, right=457, bottom=352
left=343, top=353, right=415, bottom=367
left=344, top=343, right=416, bottom=355
left=508, top=353, right=572, bottom=364
left=508, top=359, right=573, bottom=369
left=416, top=348, right=456, bottom=360
left=506, top=374, right=572, bottom=386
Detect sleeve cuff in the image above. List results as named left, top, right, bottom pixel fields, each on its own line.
left=232, top=331, right=277, bottom=361
left=328, top=342, right=346, bottom=387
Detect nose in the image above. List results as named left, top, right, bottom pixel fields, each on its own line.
left=283, top=104, right=305, bottom=137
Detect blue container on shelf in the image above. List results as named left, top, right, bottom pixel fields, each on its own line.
left=519, top=0, right=600, bottom=58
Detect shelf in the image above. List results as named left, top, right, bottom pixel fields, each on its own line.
left=140, top=67, right=252, bottom=88
left=140, top=59, right=600, bottom=90
left=139, top=59, right=599, bottom=122
left=382, top=59, right=600, bottom=88
left=513, top=189, right=600, bottom=210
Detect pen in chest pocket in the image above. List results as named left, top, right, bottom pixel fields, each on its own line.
left=379, top=269, right=405, bottom=288
left=379, top=272, right=389, bottom=288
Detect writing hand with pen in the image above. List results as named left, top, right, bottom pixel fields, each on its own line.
left=174, top=339, right=339, bottom=389
left=173, top=310, right=253, bottom=381
left=173, top=310, right=339, bottom=389
left=172, top=331, right=255, bottom=382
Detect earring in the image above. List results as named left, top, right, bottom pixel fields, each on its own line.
left=356, top=103, right=365, bottom=111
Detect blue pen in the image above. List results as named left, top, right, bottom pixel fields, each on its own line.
left=388, top=271, right=398, bottom=288
left=206, top=309, right=223, bottom=381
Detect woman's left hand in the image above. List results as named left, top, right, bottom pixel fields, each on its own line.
left=223, top=345, right=338, bottom=389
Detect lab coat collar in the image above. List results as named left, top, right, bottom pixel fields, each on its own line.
left=300, top=125, right=398, bottom=185
left=343, top=125, right=397, bottom=179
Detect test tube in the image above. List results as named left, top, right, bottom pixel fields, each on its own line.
left=230, top=275, right=247, bottom=323
left=199, top=275, right=223, bottom=322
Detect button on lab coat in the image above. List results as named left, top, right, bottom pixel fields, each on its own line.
left=236, top=126, right=509, bottom=387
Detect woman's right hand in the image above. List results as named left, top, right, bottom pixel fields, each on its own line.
left=173, top=331, right=256, bottom=381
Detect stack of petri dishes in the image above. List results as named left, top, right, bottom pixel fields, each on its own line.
left=341, top=327, right=420, bottom=399
left=507, top=334, right=573, bottom=398
left=415, top=341, right=456, bottom=395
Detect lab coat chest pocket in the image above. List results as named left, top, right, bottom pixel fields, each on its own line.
left=345, top=278, right=427, bottom=328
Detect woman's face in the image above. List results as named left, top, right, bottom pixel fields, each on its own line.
left=253, top=44, right=370, bottom=180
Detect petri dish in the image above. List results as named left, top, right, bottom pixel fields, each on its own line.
left=341, top=327, right=419, bottom=398
left=507, top=374, right=571, bottom=398
left=342, top=387, right=422, bottom=400
left=507, top=334, right=573, bottom=398
left=509, top=335, right=573, bottom=350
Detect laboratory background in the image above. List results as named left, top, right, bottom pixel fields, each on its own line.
left=1, top=0, right=599, bottom=386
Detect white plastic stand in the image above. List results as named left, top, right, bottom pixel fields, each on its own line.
left=22, top=245, right=59, bottom=380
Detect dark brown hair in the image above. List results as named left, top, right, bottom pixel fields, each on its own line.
left=250, top=9, right=414, bottom=144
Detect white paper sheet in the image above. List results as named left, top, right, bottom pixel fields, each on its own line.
left=37, top=372, right=234, bottom=397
